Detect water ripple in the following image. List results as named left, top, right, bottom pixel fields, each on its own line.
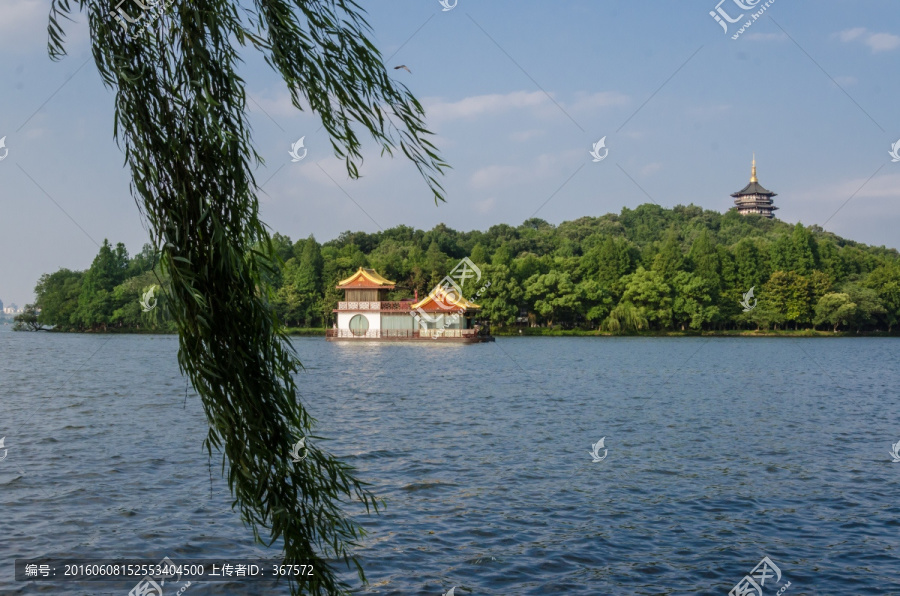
left=1, top=332, right=899, bottom=593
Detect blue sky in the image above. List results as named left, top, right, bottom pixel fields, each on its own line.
left=1, top=0, right=899, bottom=306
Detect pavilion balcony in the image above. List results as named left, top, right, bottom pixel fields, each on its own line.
left=335, top=301, right=411, bottom=311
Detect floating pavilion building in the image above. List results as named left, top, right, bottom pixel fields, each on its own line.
left=327, top=267, right=492, bottom=342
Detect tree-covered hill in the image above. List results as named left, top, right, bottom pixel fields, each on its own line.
left=24, top=204, right=900, bottom=333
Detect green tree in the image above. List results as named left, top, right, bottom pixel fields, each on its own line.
left=772, top=223, right=818, bottom=275
left=814, top=293, right=856, bottom=332
left=762, top=271, right=812, bottom=328
left=672, top=272, right=720, bottom=330
left=276, top=239, right=324, bottom=328
left=524, top=271, right=580, bottom=327
left=74, top=240, right=129, bottom=330
left=621, top=267, right=673, bottom=329
left=817, top=240, right=845, bottom=282
left=425, top=240, right=450, bottom=287
left=126, top=243, right=160, bottom=277
left=491, top=243, right=513, bottom=267
left=744, top=303, right=786, bottom=331
left=577, top=278, right=613, bottom=325
left=48, top=0, right=449, bottom=590
left=651, top=231, right=684, bottom=279
left=13, top=304, right=44, bottom=331
left=581, top=235, right=633, bottom=289
left=513, top=252, right=547, bottom=285
left=470, top=243, right=487, bottom=267
left=687, top=229, right=720, bottom=288
left=732, top=237, right=767, bottom=290
left=479, top=263, right=522, bottom=326
left=789, top=223, right=818, bottom=274
left=865, top=264, right=900, bottom=332
left=110, top=270, right=169, bottom=329
left=602, top=301, right=648, bottom=333
left=34, top=269, right=84, bottom=329
left=842, top=283, right=885, bottom=331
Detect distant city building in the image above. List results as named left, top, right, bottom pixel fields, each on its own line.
left=0, top=299, right=4, bottom=314
left=731, top=155, right=778, bottom=218
left=3, top=302, right=20, bottom=315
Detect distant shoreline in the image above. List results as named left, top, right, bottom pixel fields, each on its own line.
left=11, top=326, right=897, bottom=338
left=499, top=329, right=899, bottom=338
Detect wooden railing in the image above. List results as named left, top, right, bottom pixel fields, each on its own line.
left=336, top=301, right=411, bottom=311
left=326, top=329, right=478, bottom=339
left=419, top=329, right=475, bottom=338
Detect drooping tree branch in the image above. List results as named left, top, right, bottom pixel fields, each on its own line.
left=47, top=1, right=446, bottom=593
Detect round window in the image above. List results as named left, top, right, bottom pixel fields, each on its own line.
left=349, top=314, right=370, bottom=336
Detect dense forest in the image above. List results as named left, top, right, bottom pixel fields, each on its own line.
left=19, top=204, right=900, bottom=334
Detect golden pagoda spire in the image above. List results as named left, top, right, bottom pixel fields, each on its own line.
left=750, top=154, right=757, bottom=183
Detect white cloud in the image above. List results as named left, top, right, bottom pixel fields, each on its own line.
left=0, top=0, right=56, bottom=51
left=470, top=164, right=524, bottom=190
left=566, top=91, right=630, bottom=112
left=838, top=27, right=867, bottom=43
left=424, top=90, right=628, bottom=124
left=0, top=0, right=43, bottom=33
left=510, top=129, right=545, bottom=143
left=836, top=27, right=900, bottom=53
left=865, top=32, right=900, bottom=52
left=426, top=91, right=547, bottom=122
left=468, top=150, right=581, bottom=191
left=474, top=197, right=496, bottom=214
left=641, top=163, right=662, bottom=176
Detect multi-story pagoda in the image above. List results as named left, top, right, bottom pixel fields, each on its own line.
left=327, top=267, right=491, bottom=342
left=731, top=155, right=778, bottom=218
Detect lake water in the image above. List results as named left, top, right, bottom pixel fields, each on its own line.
left=2, top=328, right=900, bottom=594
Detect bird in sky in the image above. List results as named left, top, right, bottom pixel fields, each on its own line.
left=394, top=65, right=412, bottom=73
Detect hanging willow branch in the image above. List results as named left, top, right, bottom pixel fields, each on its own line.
left=47, top=0, right=446, bottom=593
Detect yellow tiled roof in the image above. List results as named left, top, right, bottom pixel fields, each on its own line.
left=336, top=267, right=396, bottom=288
